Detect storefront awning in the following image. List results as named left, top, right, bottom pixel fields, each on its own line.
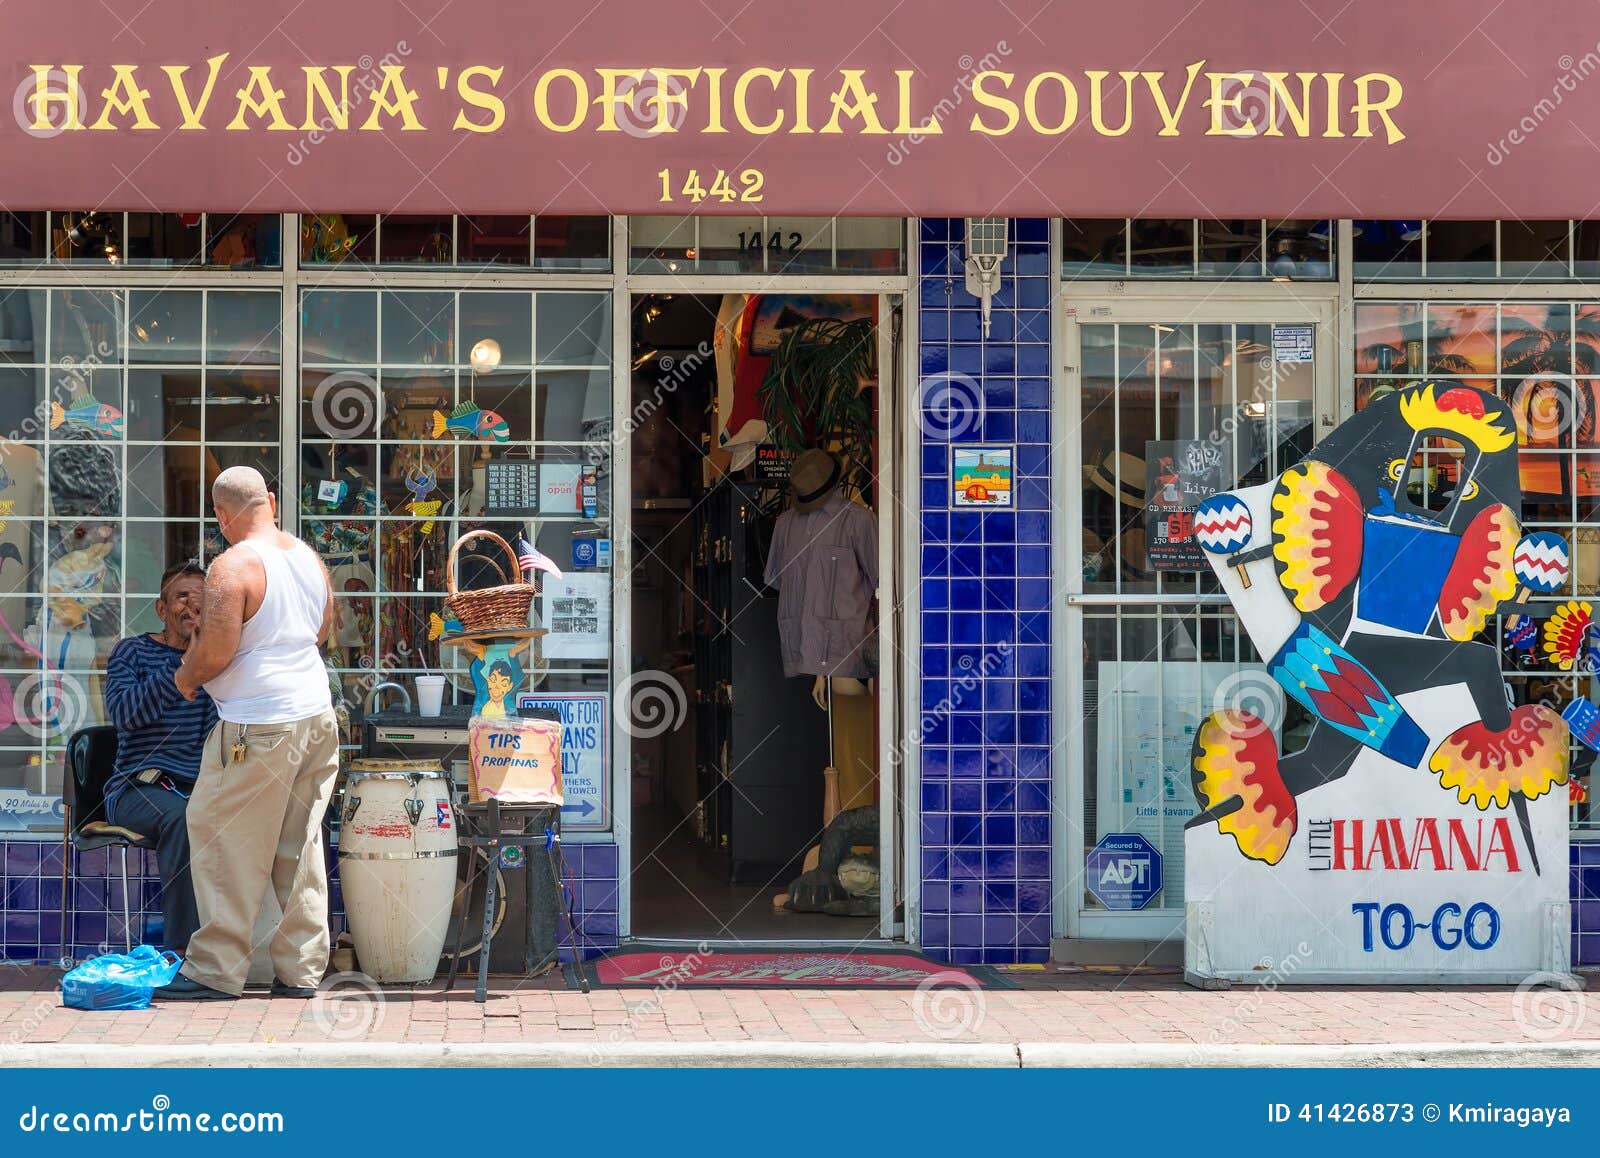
left=4, top=0, right=1597, bottom=218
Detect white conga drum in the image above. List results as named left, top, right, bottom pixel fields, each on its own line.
left=338, top=759, right=457, bottom=983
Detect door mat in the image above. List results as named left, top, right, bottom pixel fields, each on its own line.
left=573, top=947, right=1015, bottom=990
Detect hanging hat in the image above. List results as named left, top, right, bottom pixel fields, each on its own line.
left=790, top=448, right=841, bottom=512
left=1086, top=451, right=1146, bottom=509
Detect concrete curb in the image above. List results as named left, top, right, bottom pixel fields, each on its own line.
left=1017, top=1041, right=1600, bottom=1067
left=6, top=1040, right=1600, bottom=1067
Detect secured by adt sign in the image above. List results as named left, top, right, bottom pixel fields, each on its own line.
left=1086, top=832, right=1163, bottom=911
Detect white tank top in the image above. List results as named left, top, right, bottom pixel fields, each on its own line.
left=204, top=538, right=333, bottom=724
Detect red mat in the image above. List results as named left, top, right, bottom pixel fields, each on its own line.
left=588, top=948, right=1010, bottom=989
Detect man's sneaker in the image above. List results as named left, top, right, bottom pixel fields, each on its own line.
left=154, top=974, right=236, bottom=1001
left=271, top=978, right=318, bottom=999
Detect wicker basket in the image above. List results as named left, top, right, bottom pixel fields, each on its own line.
left=445, top=530, right=535, bottom=636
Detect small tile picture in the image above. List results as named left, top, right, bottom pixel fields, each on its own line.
left=951, top=445, right=1013, bottom=507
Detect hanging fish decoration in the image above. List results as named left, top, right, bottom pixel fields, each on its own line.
left=431, top=401, right=509, bottom=443
left=410, top=500, right=444, bottom=534
left=50, top=393, right=125, bottom=438
left=428, top=611, right=464, bottom=641
left=404, top=465, right=444, bottom=532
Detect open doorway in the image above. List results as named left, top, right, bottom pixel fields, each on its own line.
left=626, top=291, right=894, bottom=942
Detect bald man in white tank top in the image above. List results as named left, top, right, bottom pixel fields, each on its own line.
left=157, top=466, right=339, bottom=1000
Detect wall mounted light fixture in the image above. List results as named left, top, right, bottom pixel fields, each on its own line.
left=964, top=217, right=1007, bottom=337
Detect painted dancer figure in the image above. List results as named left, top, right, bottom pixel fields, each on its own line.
left=1188, top=383, right=1569, bottom=870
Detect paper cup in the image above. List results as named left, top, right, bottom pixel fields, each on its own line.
left=415, top=675, right=446, bottom=718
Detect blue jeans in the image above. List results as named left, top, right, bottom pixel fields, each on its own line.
left=110, top=782, right=198, bottom=952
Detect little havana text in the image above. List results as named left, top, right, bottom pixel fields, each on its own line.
left=1306, top=816, right=1522, bottom=872
left=23, top=60, right=1407, bottom=142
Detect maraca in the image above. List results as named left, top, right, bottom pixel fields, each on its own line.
left=1194, top=494, right=1254, bottom=589
left=1511, top=531, right=1569, bottom=604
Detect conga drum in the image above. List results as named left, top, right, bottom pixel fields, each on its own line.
left=338, top=759, right=457, bottom=983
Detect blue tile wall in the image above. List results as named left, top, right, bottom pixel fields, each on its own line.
left=0, top=834, right=614, bottom=965
left=917, top=218, right=1053, bottom=966
left=1573, top=840, right=1600, bottom=966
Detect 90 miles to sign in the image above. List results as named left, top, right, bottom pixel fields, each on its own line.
left=658, top=168, right=766, bottom=204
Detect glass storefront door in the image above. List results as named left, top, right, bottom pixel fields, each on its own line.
left=1057, top=296, right=1337, bottom=940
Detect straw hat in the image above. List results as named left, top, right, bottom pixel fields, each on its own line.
left=790, top=449, right=842, bottom=512
left=1085, top=450, right=1147, bottom=509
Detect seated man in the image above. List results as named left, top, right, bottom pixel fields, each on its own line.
left=103, top=562, right=217, bottom=952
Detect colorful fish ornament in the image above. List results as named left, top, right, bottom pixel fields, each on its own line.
left=428, top=611, right=464, bottom=641
left=431, top=401, right=509, bottom=443
left=50, top=393, right=125, bottom=438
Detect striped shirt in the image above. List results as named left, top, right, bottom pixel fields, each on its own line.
left=103, top=634, right=218, bottom=823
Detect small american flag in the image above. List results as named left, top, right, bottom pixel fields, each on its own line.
left=516, top=535, right=563, bottom=579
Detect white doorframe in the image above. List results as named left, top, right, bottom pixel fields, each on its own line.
left=1051, top=289, right=1340, bottom=943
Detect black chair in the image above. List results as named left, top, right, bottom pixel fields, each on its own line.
left=59, top=725, right=152, bottom=963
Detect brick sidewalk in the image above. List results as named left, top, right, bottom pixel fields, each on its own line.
left=5, top=965, right=1598, bottom=1050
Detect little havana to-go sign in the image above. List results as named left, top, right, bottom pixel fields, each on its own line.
left=1087, top=832, right=1163, bottom=911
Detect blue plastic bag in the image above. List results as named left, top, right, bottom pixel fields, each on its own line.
left=61, top=946, right=182, bottom=1011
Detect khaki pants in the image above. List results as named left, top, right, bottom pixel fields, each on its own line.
left=181, top=710, right=340, bottom=995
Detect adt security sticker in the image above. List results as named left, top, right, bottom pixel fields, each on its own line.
left=1085, top=832, right=1163, bottom=910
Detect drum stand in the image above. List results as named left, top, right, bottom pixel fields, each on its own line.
left=443, top=798, right=590, bottom=1002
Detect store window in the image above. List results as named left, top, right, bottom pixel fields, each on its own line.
left=1355, top=299, right=1598, bottom=825
left=1354, top=220, right=1594, bottom=281
left=1062, top=219, right=1334, bottom=281
left=298, top=288, right=613, bottom=749
left=1076, top=321, right=1318, bottom=914
left=300, top=214, right=610, bottom=270
left=628, top=216, right=904, bottom=274
left=0, top=287, right=282, bottom=801
left=0, top=213, right=282, bottom=269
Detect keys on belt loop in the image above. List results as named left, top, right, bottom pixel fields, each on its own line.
left=229, top=723, right=249, bottom=766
